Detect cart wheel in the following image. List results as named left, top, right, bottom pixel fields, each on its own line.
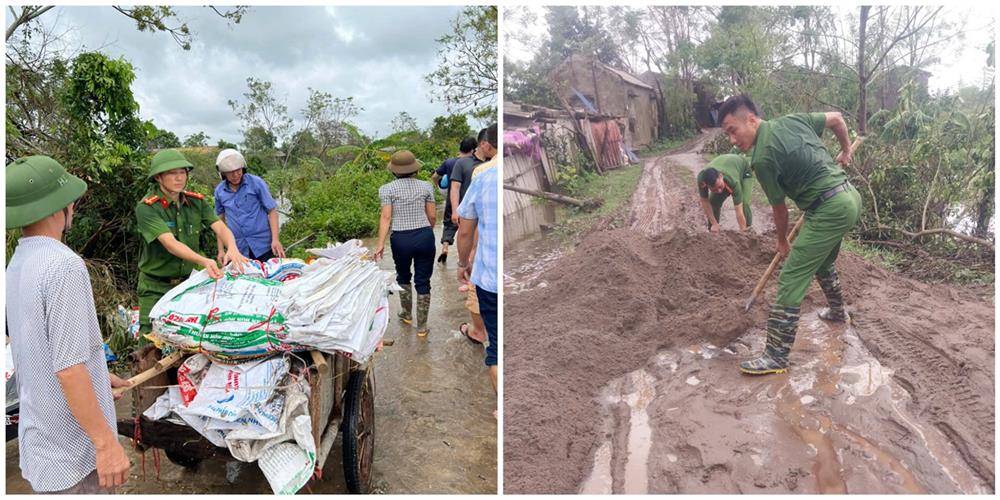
left=164, top=449, right=203, bottom=469
left=342, top=368, right=374, bottom=494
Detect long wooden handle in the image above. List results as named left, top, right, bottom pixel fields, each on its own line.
left=744, top=215, right=806, bottom=312
left=112, top=350, right=186, bottom=397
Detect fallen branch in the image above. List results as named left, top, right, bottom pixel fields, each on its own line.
left=503, top=183, right=598, bottom=209
left=878, top=225, right=995, bottom=251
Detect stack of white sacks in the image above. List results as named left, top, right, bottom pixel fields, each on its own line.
left=149, top=239, right=396, bottom=363
left=142, top=240, right=396, bottom=493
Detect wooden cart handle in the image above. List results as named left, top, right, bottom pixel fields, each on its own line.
left=112, top=350, right=186, bottom=397
left=310, top=350, right=329, bottom=375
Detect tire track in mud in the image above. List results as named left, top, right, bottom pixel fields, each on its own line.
left=628, top=131, right=720, bottom=236
left=852, top=315, right=995, bottom=488
left=628, top=130, right=772, bottom=236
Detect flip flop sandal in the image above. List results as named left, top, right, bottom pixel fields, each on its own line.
left=437, top=252, right=448, bottom=264
left=459, top=323, right=481, bottom=344
left=417, top=328, right=429, bottom=337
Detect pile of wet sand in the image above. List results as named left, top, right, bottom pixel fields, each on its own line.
left=504, top=227, right=994, bottom=493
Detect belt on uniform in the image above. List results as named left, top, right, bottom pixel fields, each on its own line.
left=806, top=181, right=850, bottom=212
left=144, top=273, right=183, bottom=286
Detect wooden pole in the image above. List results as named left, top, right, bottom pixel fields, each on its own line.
left=310, top=350, right=329, bottom=375
left=503, top=183, right=591, bottom=207
left=113, top=350, right=186, bottom=397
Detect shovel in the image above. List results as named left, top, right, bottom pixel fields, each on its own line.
left=744, top=215, right=805, bottom=312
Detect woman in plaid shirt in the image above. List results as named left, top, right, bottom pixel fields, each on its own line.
left=374, top=150, right=437, bottom=336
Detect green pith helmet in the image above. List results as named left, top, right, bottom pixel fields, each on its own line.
left=6, top=155, right=88, bottom=229
left=148, top=149, right=193, bottom=180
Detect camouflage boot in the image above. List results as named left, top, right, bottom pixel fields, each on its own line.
left=739, top=304, right=800, bottom=375
left=416, top=294, right=431, bottom=337
left=815, top=269, right=848, bottom=322
left=397, top=284, right=413, bottom=325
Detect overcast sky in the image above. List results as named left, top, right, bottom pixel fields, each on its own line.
left=504, top=5, right=995, bottom=93
left=14, top=5, right=468, bottom=144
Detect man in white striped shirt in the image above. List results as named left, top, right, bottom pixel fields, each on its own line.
left=6, top=156, right=132, bottom=493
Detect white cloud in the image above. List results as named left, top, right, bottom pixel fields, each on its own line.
left=27, top=5, right=473, bottom=143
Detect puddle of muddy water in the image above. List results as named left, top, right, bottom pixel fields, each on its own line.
left=583, top=369, right=657, bottom=494
left=504, top=234, right=567, bottom=296
left=579, top=312, right=989, bottom=494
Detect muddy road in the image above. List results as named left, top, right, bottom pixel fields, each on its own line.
left=6, top=224, right=497, bottom=494
left=504, top=131, right=994, bottom=494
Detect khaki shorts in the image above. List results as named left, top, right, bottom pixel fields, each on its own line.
left=465, top=286, right=480, bottom=315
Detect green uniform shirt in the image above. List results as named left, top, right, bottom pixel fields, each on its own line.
left=697, top=154, right=752, bottom=205
left=135, top=187, right=218, bottom=278
left=749, top=112, right=848, bottom=210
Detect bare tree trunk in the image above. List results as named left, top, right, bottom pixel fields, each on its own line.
left=857, top=6, right=871, bottom=135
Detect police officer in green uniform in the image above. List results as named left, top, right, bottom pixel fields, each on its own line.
left=135, top=149, right=249, bottom=340
left=718, top=95, right=861, bottom=375
left=697, top=153, right=754, bottom=232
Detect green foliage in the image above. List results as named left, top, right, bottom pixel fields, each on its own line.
left=279, top=119, right=460, bottom=249
left=425, top=5, right=497, bottom=122
left=229, top=77, right=293, bottom=160
left=543, top=6, right=624, bottom=68
left=550, top=163, right=643, bottom=240
left=503, top=58, right=560, bottom=107
left=539, top=127, right=595, bottom=193
left=852, top=85, right=995, bottom=259
left=216, top=138, right=238, bottom=149
left=697, top=7, right=782, bottom=95
left=281, top=163, right=396, bottom=253
left=429, top=114, right=475, bottom=145
left=641, top=132, right=696, bottom=158
left=183, top=131, right=210, bottom=147
left=660, top=82, right=699, bottom=136
left=144, top=121, right=181, bottom=149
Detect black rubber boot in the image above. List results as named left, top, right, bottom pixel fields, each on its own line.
left=740, top=304, right=800, bottom=375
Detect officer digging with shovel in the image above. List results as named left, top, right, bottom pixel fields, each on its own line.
left=718, top=95, right=862, bottom=375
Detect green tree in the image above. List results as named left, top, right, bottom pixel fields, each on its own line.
left=183, top=131, right=210, bottom=147
left=390, top=111, right=419, bottom=134
left=229, top=77, right=293, bottom=163
left=429, top=114, right=474, bottom=144
left=425, top=5, right=497, bottom=122
left=143, top=121, right=182, bottom=149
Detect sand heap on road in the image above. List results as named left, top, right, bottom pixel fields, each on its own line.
left=504, top=225, right=995, bottom=493
left=504, top=227, right=774, bottom=494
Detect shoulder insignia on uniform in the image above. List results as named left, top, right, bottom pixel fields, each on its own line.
left=183, top=190, right=205, bottom=200
left=142, top=195, right=160, bottom=206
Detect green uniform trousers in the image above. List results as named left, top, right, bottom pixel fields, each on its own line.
left=137, top=272, right=184, bottom=342
left=707, top=176, right=754, bottom=228
left=775, top=184, right=861, bottom=307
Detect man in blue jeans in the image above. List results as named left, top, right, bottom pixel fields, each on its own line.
left=456, top=139, right=499, bottom=393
